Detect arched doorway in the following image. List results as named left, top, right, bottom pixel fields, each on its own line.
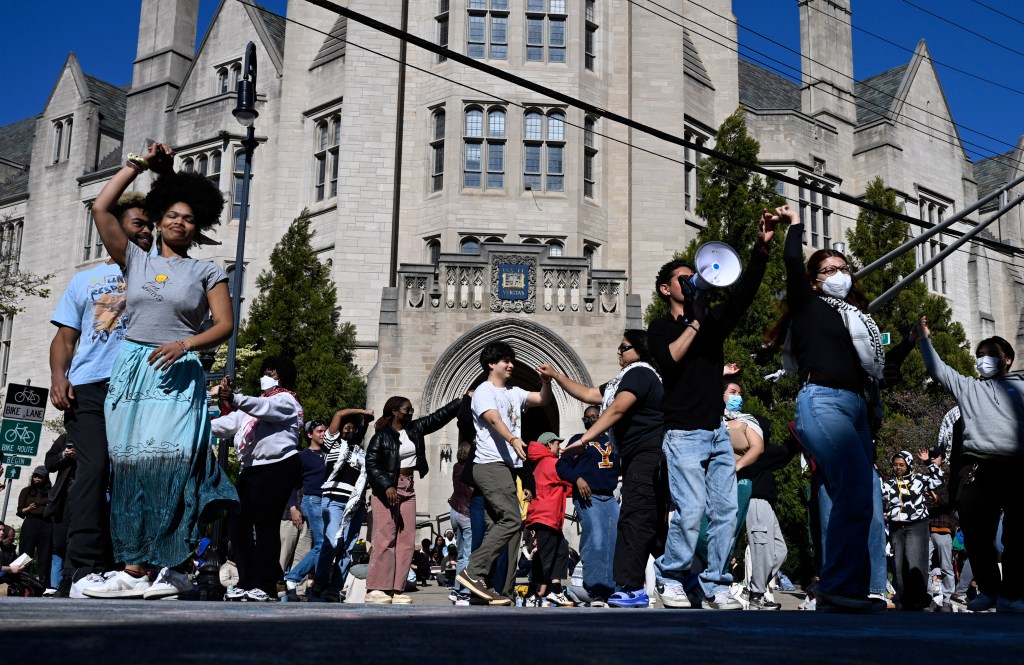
left=421, top=318, right=593, bottom=442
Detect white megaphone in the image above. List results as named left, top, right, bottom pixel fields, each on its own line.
left=680, top=241, right=743, bottom=300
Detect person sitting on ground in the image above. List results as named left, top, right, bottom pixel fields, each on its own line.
left=524, top=432, right=574, bottom=607
left=412, top=539, right=434, bottom=587
left=882, top=450, right=943, bottom=611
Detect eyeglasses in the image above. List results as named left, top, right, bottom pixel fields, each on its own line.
left=817, top=264, right=852, bottom=277
left=617, top=344, right=634, bottom=355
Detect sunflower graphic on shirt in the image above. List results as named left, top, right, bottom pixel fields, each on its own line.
left=142, top=273, right=169, bottom=301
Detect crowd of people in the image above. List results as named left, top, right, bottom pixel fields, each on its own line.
left=0, top=146, right=1019, bottom=615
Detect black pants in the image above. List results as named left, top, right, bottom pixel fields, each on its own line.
left=531, top=524, right=569, bottom=587
left=890, top=519, right=931, bottom=610
left=613, top=446, right=667, bottom=590
left=957, top=457, right=1023, bottom=601
left=228, top=455, right=301, bottom=595
left=62, top=381, right=113, bottom=578
left=19, top=516, right=54, bottom=588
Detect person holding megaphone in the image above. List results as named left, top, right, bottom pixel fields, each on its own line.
left=648, top=210, right=778, bottom=610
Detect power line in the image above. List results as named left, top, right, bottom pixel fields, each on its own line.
left=971, top=0, right=1024, bottom=28
left=237, top=0, right=1021, bottom=263
left=902, top=0, right=1024, bottom=59
left=641, top=0, right=1024, bottom=171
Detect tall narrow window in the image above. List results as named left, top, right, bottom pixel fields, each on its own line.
left=209, top=150, right=222, bottom=187
left=436, top=1, right=450, bottom=62
left=585, top=0, right=597, bottom=72
left=464, top=106, right=505, bottom=190
left=330, top=116, right=341, bottom=198
left=583, top=117, right=597, bottom=199
left=526, top=0, right=567, bottom=63
left=524, top=109, right=566, bottom=192
left=0, top=220, right=24, bottom=273
left=64, top=119, right=73, bottom=160
left=313, top=113, right=341, bottom=202
left=82, top=205, right=103, bottom=261
left=218, top=68, right=229, bottom=94
left=431, top=109, right=446, bottom=192
left=468, top=1, right=509, bottom=60
left=182, top=157, right=194, bottom=173
left=231, top=63, right=241, bottom=91
left=798, top=175, right=833, bottom=248
left=197, top=154, right=209, bottom=177
left=427, top=239, right=441, bottom=267
left=0, top=313, right=12, bottom=388
left=683, top=128, right=706, bottom=212
left=52, top=121, right=63, bottom=163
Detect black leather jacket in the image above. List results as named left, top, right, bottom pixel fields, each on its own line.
left=366, top=398, right=460, bottom=495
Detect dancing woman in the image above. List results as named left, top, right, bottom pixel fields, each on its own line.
left=84, top=143, right=238, bottom=598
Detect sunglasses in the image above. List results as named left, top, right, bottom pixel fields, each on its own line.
left=617, top=344, right=634, bottom=354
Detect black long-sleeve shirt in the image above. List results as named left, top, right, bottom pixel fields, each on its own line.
left=783, top=223, right=864, bottom=394
left=649, top=240, right=771, bottom=431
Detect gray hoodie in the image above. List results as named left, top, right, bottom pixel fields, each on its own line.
left=919, top=339, right=1024, bottom=457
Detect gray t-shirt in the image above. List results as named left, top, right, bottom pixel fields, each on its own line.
left=123, top=241, right=227, bottom=344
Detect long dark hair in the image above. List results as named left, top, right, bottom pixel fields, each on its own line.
left=375, top=395, right=410, bottom=430
left=623, top=329, right=659, bottom=371
left=765, top=249, right=869, bottom=345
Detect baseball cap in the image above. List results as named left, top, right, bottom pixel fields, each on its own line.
left=537, top=432, right=564, bottom=446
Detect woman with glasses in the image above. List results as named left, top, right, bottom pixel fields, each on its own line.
left=539, top=329, right=664, bottom=608
left=363, top=394, right=462, bottom=604
left=767, top=204, right=886, bottom=613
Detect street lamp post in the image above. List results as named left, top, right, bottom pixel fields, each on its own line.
left=226, top=41, right=259, bottom=385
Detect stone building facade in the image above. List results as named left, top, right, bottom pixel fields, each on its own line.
left=0, top=0, right=1021, bottom=521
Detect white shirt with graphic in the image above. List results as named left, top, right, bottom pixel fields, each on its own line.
left=472, top=382, right=529, bottom=468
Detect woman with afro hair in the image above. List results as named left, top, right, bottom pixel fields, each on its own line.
left=82, top=142, right=238, bottom=599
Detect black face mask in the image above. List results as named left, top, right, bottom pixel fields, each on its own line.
left=583, top=419, right=598, bottom=428
left=398, top=413, right=414, bottom=427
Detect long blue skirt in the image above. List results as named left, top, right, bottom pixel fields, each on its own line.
left=105, top=341, right=239, bottom=567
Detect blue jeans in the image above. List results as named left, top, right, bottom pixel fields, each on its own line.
left=819, top=467, right=887, bottom=595
left=313, top=497, right=366, bottom=591
left=575, top=494, right=619, bottom=600
left=51, top=554, right=64, bottom=588
left=655, top=424, right=736, bottom=598
left=285, top=495, right=324, bottom=583
left=797, top=384, right=874, bottom=598
left=450, top=509, right=472, bottom=589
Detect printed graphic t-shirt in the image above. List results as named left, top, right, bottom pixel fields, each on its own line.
left=122, top=242, right=227, bottom=344
left=50, top=262, right=128, bottom=385
left=472, top=381, right=529, bottom=468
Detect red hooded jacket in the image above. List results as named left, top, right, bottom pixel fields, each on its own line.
left=525, top=441, right=572, bottom=530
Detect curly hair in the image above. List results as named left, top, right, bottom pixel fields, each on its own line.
left=111, top=191, right=148, bottom=222
left=145, top=171, right=225, bottom=233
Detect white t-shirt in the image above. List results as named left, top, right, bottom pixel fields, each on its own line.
left=398, top=429, right=416, bottom=469
left=472, top=382, right=530, bottom=467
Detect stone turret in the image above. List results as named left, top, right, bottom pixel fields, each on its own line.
left=799, top=0, right=856, bottom=125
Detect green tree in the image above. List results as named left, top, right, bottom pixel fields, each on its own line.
left=0, top=213, right=52, bottom=316
left=236, top=211, right=366, bottom=421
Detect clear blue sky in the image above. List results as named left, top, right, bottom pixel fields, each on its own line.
left=1, top=0, right=1020, bottom=165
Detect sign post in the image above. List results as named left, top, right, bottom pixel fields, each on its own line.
left=0, top=382, right=48, bottom=522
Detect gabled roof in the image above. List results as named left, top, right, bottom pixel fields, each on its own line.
left=738, top=59, right=800, bottom=111
left=854, top=64, right=908, bottom=125
left=0, top=117, right=37, bottom=169
left=257, top=4, right=286, bottom=62
left=0, top=170, right=29, bottom=203
left=974, top=149, right=1017, bottom=199
left=311, top=15, right=347, bottom=68
left=682, top=28, right=713, bottom=89
left=83, top=75, right=128, bottom=136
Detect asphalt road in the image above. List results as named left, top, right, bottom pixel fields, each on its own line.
left=2, top=587, right=1020, bottom=664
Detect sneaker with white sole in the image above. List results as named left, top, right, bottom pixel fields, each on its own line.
left=82, top=571, right=152, bottom=599
left=70, top=572, right=118, bottom=599
left=391, top=593, right=413, bottom=605
left=143, top=568, right=193, bottom=600
left=705, top=589, right=743, bottom=610
left=656, top=581, right=693, bottom=609
left=242, top=588, right=273, bottom=602
left=967, top=592, right=998, bottom=612
left=365, top=590, right=393, bottom=604
left=545, top=591, right=575, bottom=607
left=223, top=586, right=247, bottom=601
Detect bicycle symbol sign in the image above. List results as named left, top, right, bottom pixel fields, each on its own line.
left=1, top=383, right=48, bottom=458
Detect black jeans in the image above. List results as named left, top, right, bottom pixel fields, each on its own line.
left=19, top=516, right=54, bottom=588
left=890, top=519, right=930, bottom=610
left=613, top=446, right=667, bottom=590
left=228, top=455, right=301, bottom=595
left=62, top=381, right=113, bottom=578
left=957, top=457, right=1023, bottom=601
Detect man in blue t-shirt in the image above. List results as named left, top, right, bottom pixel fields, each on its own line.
left=48, top=192, right=152, bottom=595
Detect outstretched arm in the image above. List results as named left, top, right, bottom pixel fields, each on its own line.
left=537, top=363, right=601, bottom=404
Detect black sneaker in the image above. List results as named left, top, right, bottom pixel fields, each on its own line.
left=53, top=576, right=73, bottom=598
left=748, top=593, right=782, bottom=610
left=455, top=572, right=497, bottom=601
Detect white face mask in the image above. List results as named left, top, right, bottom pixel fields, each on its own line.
left=976, top=356, right=1003, bottom=378
left=259, top=375, right=279, bottom=391
left=820, top=272, right=852, bottom=299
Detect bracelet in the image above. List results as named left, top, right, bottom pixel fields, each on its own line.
left=176, top=340, right=189, bottom=353
left=126, top=152, right=149, bottom=171
left=688, top=323, right=700, bottom=333
left=125, top=160, right=144, bottom=174
left=183, top=337, right=195, bottom=351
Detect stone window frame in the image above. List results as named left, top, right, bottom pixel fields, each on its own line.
left=215, top=60, right=242, bottom=96
left=179, top=148, right=223, bottom=190
left=313, top=111, right=342, bottom=203
left=797, top=172, right=833, bottom=249
left=463, top=105, right=507, bottom=191
left=467, top=0, right=510, bottom=61
left=523, top=108, right=566, bottom=193
left=525, top=0, right=567, bottom=63
left=583, top=115, right=598, bottom=200
left=0, top=217, right=25, bottom=273
left=436, top=0, right=450, bottom=63
left=52, top=116, right=73, bottom=164
left=584, top=0, right=597, bottom=72
left=683, top=124, right=710, bottom=213
left=917, top=191, right=951, bottom=295
left=460, top=235, right=482, bottom=254
left=81, top=201, right=104, bottom=263
left=0, top=311, right=12, bottom=388
left=431, top=106, right=446, bottom=193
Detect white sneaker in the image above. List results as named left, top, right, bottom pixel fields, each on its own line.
left=71, top=572, right=119, bottom=599
left=223, top=586, right=247, bottom=602
left=242, top=588, right=273, bottom=602
left=656, top=581, right=693, bottom=609
left=364, top=590, right=393, bottom=604
left=545, top=591, right=575, bottom=607
left=82, top=571, right=152, bottom=599
left=705, top=589, right=744, bottom=610
left=143, top=568, right=193, bottom=600
left=42, top=588, right=58, bottom=597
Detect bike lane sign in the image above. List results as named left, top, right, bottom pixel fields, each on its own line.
left=0, top=384, right=48, bottom=458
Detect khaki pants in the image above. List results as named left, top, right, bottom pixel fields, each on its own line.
left=366, top=474, right=417, bottom=593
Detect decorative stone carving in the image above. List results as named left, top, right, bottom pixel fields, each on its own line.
left=405, top=276, right=426, bottom=308
left=490, top=253, right=537, bottom=313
